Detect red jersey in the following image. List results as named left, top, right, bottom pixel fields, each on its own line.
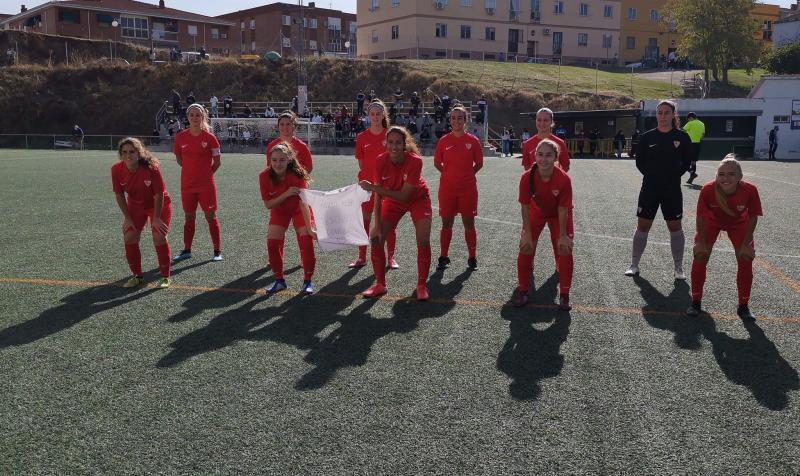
left=259, top=169, right=308, bottom=215
left=697, top=180, right=762, bottom=227
left=267, top=136, right=313, bottom=173
left=521, top=134, right=570, bottom=171
left=434, top=132, right=484, bottom=193
left=174, top=129, right=221, bottom=192
left=355, top=128, right=388, bottom=181
left=518, top=166, right=573, bottom=218
left=111, top=161, right=169, bottom=210
left=375, top=151, right=429, bottom=206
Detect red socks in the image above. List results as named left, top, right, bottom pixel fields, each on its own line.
left=517, top=252, right=534, bottom=293
left=155, top=243, right=171, bottom=278
left=557, top=254, right=574, bottom=296
left=691, top=260, right=707, bottom=301
left=207, top=216, right=221, bottom=250
left=298, top=235, right=316, bottom=280
left=371, top=240, right=387, bottom=286
left=465, top=228, right=477, bottom=258
left=440, top=228, right=453, bottom=257
left=183, top=218, right=196, bottom=251
left=736, top=259, right=753, bottom=305
left=386, top=229, right=397, bottom=259
left=417, top=245, right=431, bottom=285
left=124, top=243, right=142, bottom=276
left=267, top=238, right=284, bottom=279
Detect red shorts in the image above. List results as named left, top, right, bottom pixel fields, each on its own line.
left=269, top=207, right=307, bottom=229
left=438, top=186, right=478, bottom=217
left=694, top=220, right=754, bottom=254
left=361, top=191, right=376, bottom=215
left=126, top=199, right=172, bottom=234
left=529, top=208, right=574, bottom=245
left=181, top=187, right=218, bottom=213
left=381, top=196, right=433, bottom=225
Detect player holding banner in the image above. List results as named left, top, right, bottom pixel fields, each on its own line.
left=173, top=103, right=223, bottom=262
left=359, top=126, right=433, bottom=300
left=111, top=137, right=173, bottom=288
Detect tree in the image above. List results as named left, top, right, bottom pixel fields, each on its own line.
left=666, top=0, right=761, bottom=84
left=762, top=42, right=800, bottom=74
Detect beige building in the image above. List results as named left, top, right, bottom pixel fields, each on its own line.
left=357, top=0, right=622, bottom=65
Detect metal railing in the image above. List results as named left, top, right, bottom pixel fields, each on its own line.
left=0, top=134, right=165, bottom=150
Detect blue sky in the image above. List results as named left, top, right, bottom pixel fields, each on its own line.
left=0, top=0, right=358, bottom=16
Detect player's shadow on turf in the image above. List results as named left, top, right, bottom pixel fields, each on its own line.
left=496, top=309, right=571, bottom=401
left=633, top=275, right=699, bottom=349
left=0, top=282, right=159, bottom=350
left=167, top=268, right=272, bottom=322
left=428, top=268, right=472, bottom=303
left=699, top=316, right=799, bottom=411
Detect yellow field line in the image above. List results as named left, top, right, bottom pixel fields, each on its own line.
left=1, top=276, right=799, bottom=324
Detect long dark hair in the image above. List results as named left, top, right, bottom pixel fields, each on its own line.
left=529, top=139, right=560, bottom=201
left=268, top=141, right=310, bottom=185
left=118, top=137, right=160, bottom=170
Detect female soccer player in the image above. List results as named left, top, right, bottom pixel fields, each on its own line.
left=687, top=155, right=762, bottom=321
left=266, top=111, right=313, bottom=173
left=625, top=99, right=691, bottom=279
left=434, top=105, right=484, bottom=271
left=352, top=100, right=398, bottom=270
left=172, top=103, right=223, bottom=262
left=111, top=137, right=172, bottom=288
left=514, top=139, right=574, bottom=311
left=359, top=126, right=433, bottom=300
left=521, top=107, right=571, bottom=172
left=259, top=142, right=316, bottom=294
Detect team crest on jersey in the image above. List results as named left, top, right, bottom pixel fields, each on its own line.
left=552, top=189, right=560, bottom=196
left=673, top=141, right=680, bottom=148
left=144, top=180, right=152, bottom=187
left=737, top=205, right=745, bottom=211
left=465, top=143, right=472, bottom=150
left=201, top=141, right=208, bottom=148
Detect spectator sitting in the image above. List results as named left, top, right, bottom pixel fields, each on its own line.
left=264, top=106, right=276, bottom=118
left=72, top=124, right=84, bottom=150
left=244, top=104, right=253, bottom=118
left=186, top=91, right=195, bottom=107
left=312, top=112, right=323, bottom=124
left=223, top=95, right=233, bottom=117
left=393, top=87, right=404, bottom=111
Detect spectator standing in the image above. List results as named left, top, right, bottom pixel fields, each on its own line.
left=683, top=112, right=705, bottom=184
left=630, top=129, right=640, bottom=159
left=393, top=88, right=404, bottom=111
left=768, top=126, right=778, bottom=161
left=367, top=89, right=376, bottom=103
left=356, top=89, right=366, bottom=114
left=6, top=47, right=15, bottom=65
left=614, top=130, right=625, bottom=159
left=441, top=94, right=451, bottom=119
left=576, top=130, right=585, bottom=157
left=476, top=95, right=487, bottom=124
left=410, top=91, right=421, bottom=118
left=588, top=128, right=599, bottom=156
left=244, top=104, right=253, bottom=118
left=508, top=126, right=517, bottom=156
left=501, top=127, right=511, bottom=157
left=209, top=95, right=219, bottom=118
left=186, top=91, right=196, bottom=107
left=555, top=123, right=567, bottom=141
left=291, top=96, right=299, bottom=114
left=72, top=124, right=85, bottom=150
left=223, top=95, right=233, bottom=117
left=521, top=128, right=531, bottom=143
left=171, top=89, right=182, bottom=117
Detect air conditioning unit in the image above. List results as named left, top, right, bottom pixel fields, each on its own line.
left=485, top=7, right=495, bottom=14
left=434, top=1, right=445, bottom=10
left=543, top=28, right=551, bottom=35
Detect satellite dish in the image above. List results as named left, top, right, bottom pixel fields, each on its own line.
left=264, top=51, right=282, bottom=61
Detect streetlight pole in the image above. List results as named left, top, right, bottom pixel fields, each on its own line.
left=111, top=19, right=119, bottom=61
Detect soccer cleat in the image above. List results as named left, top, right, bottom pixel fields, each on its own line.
left=173, top=249, right=192, bottom=262
left=123, top=276, right=144, bottom=288
left=558, top=294, right=572, bottom=311
left=416, top=284, right=429, bottom=301
left=467, top=257, right=478, bottom=270
left=686, top=300, right=702, bottom=316
left=674, top=266, right=687, bottom=281
left=212, top=250, right=223, bottom=261
left=301, top=280, right=314, bottom=294
left=737, top=304, right=756, bottom=322
left=512, top=288, right=529, bottom=308
left=156, top=277, right=171, bottom=288
left=624, top=265, right=640, bottom=276
left=265, top=279, right=287, bottom=293
left=348, top=258, right=367, bottom=268
left=387, top=257, right=400, bottom=270
left=436, top=256, right=451, bottom=270
left=686, top=172, right=698, bottom=184
left=362, top=283, right=388, bottom=298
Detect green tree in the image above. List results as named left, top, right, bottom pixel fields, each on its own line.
left=762, top=42, right=800, bottom=74
left=666, top=0, right=761, bottom=84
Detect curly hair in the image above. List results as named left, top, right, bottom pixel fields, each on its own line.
left=386, top=125, right=419, bottom=156
left=117, top=137, right=160, bottom=170
left=268, top=141, right=310, bottom=185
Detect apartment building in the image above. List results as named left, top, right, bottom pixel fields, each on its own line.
left=1, top=0, right=235, bottom=55
left=217, top=2, right=356, bottom=58
left=357, top=0, right=622, bottom=65
left=751, top=2, right=780, bottom=44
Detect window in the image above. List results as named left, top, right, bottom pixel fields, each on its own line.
left=188, top=25, right=198, bottom=36
left=308, top=18, right=318, bottom=28
left=372, top=30, right=379, bottom=42
left=579, top=3, right=588, bottom=16
left=392, top=0, right=399, bottom=6
left=282, top=37, right=291, bottom=47
left=578, top=32, right=588, bottom=47
left=250, top=19, right=256, bottom=29
left=461, top=0, right=473, bottom=5
left=485, top=0, right=496, bottom=13
left=121, top=16, right=148, bottom=39
left=240, top=21, right=245, bottom=29
left=461, top=24, right=471, bottom=38
left=436, top=51, right=447, bottom=57
left=221, top=32, right=228, bottom=39
left=371, top=0, right=380, bottom=10
left=650, top=9, right=658, bottom=22
left=648, top=37, right=657, bottom=47
left=58, top=9, right=80, bottom=24
left=485, top=26, right=495, bottom=40
left=603, top=5, right=612, bottom=18
left=725, top=120, right=734, bottom=133
left=282, top=15, right=291, bottom=26
left=460, top=52, right=471, bottom=58
left=251, top=41, right=256, bottom=52
left=328, top=17, right=341, bottom=29
left=392, top=25, right=399, bottom=39
left=436, top=23, right=447, bottom=37
left=510, top=0, right=520, bottom=20
left=602, top=33, right=612, bottom=48
left=627, top=7, right=636, bottom=20
left=773, top=115, right=789, bottom=123
left=626, top=36, right=635, bottom=49
left=552, top=31, right=562, bottom=54
left=553, top=1, right=563, bottom=14
left=763, top=30, right=772, bottom=41
left=96, top=14, right=113, bottom=27
left=531, top=0, right=541, bottom=20
left=211, top=28, right=219, bottom=39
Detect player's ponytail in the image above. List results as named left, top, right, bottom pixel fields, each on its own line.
left=117, top=137, right=160, bottom=171
left=714, top=153, right=742, bottom=217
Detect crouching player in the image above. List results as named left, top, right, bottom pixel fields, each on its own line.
left=688, top=155, right=762, bottom=321
left=514, top=139, right=574, bottom=311
left=112, top=137, right=172, bottom=288
left=259, top=142, right=316, bottom=294
left=359, top=126, right=433, bottom=300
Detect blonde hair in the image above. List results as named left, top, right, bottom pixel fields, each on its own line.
left=268, top=141, right=310, bottom=185
left=367, top=100, right=389, bottom=129
left=117, top=137, right=159, bottom=170
left=186, top=103, right=211, bottom=132
left=714, top=153, right=743, bottom=217
left=386, top=126, right=419, bottom=155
